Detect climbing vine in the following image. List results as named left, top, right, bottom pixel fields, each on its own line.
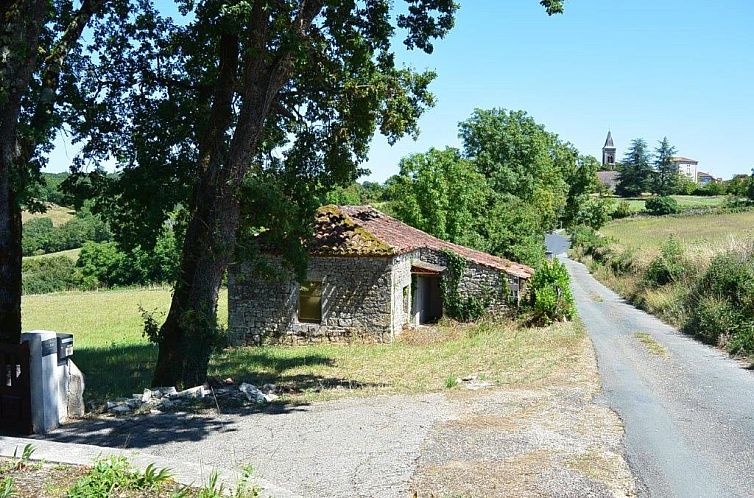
left=440, top=250, right=489, bottom=322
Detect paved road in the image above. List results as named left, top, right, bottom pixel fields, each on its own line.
left=547, top=234, right=754, bottom=498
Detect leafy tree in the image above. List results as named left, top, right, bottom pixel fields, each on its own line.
left=0, top=0, right=114, bottom=343
left=616, top=138, right=653, bottom=197
left=459, top=108, right=570, bottom=232
left=65, top=0, right=568, bottom=387
left=562, top=155, right=600, bottom=226
left=389, top=147, right=488, bottom=248
left=652, top=137, right=678, bottom=196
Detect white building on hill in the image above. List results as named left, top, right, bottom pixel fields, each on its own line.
left=671, top=156, right=699, bottom=182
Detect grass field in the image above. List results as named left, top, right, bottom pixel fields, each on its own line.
left=620, top=195, right=727, bottom=213
left=601, top=209, right=754, bottom=257
left=21, top=203, right=76, bottom=226
left=24, top=247, right=82, bottom=262
left=22, top=287, right=585, bottom=406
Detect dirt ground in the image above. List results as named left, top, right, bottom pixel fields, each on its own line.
left=409, top=330, right=637, bottom=497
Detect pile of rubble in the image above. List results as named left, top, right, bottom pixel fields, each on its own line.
left=105, top=380, right=280, bottom=415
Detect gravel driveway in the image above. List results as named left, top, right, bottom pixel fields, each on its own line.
left=550, top=234, right=754, bottom=497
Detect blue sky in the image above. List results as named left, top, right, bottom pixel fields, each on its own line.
left=49, top=0, right=753, bottom=182
left=362, top=0, right=754, bottom=182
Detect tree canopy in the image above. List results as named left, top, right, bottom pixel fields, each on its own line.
left=616, top=138, right=653, bottom=197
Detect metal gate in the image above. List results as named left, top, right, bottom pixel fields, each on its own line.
left=0, top=342, right=32, bottom=435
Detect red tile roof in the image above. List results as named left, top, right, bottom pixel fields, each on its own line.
left=311, top=205, right=533, bottom=279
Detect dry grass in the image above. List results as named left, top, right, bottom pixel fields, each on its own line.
left=22, top=203, right=76, bottom=226
left=24, top=247, right=82, bottom=262
left=22, top=286, right=584, bottom=406
left=601, top=210, right=754, bottom=258
left=634, top=332, right=668, bottom=356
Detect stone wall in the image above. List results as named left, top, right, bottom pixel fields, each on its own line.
left=228, top=255, right=398, bottom=346
left=419, top=248, right=516, bottom=311
left=390, top=251, right=418, bottom=332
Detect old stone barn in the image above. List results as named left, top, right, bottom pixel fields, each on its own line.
left=228, top=206, right=533, bottom=345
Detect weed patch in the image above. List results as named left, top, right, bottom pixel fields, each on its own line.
left=634, top=333, right=668, bottom=356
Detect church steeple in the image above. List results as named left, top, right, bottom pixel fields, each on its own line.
left=602, top=130, right=616, bottom=169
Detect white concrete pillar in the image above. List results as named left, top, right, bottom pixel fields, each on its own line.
left=21, top=331, right=63, bottom=434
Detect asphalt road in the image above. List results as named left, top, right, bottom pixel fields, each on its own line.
left=547, top=233, right=754, bottom=498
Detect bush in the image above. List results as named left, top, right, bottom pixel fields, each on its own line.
left=644, top=237, right=688, bottom=286
left=573, top=197, right=613, bottom=230
left=611, top=200, right=632, bottom=219
left=685, top=296, right=747, bottom=346
left=645, top=196, right=679, bottom=216
left=22, top=212, right=111, bottom=256
left=684, top=248, right=754, bottom=354
left=22, top=217, right=55, bottom=255
left=22, top=257, right=82, bottom=294
left=530, top=259, right=575, bottom=325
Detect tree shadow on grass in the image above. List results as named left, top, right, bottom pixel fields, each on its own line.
left=20, top=344, right=383, bottom=449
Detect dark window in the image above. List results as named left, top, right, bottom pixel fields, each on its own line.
left=299, top=281, right=322, bottom=323
left=402, top=285, right=410, bottom=315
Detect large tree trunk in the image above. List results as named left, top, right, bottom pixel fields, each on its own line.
left=151, top=170, right=245, bottom=387
left=0, top=0, right=48, bottom=344
left=0, top=155, right=23, bottom=344
left=152, top=3, right=323, bottom=387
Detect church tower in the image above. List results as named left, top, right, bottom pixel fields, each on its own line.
left=602, top=131, right=616, bottom=169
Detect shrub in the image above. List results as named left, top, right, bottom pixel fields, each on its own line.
left=685, top=296, right=745, bottom=346
left=645, top=196, right=679, bottom=216
left=530, top=259, right=575, bottom=325
left=644, top=237, right=688, bottom=286
left=573, top=197, right=613, bottom=230
left=22, top=212, right=112, bottom=256
left=22, top=256, right=82, bottom=294
left=611, top=200, right=632, bottom=219
left=22, top=217, right=55, bottom=255
left=684, top=247, right=754, bottom=354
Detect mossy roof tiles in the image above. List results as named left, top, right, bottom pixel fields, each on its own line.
left=310, top=205, right=533, bottom=279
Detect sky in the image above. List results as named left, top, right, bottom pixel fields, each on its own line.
left=48, top=0, right=754, bottom=182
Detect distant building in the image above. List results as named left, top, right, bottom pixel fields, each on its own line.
left=697, top=171, right=720, bottom=186
left=602, top=131, right=616, bottom=169
left=671, top=156, right=699, bottom=182
left=596, top=171, right=620, bottom=192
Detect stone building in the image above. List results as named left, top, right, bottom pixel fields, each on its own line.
left=228, top=205, right=533, bottom=346
left=602, top=130, right=616, bottom=169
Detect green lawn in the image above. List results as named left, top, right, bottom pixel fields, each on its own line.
left=618, top=195, right=727, bottom=213
left=22, top=287, right=586, bottom=406
left=600, top=209, right=754, bottom=257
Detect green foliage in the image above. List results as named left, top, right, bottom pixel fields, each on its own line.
left=616, top=138, right=653, bottom=197
left=573, top=197, right=614, bottom=230
left=0, top=478, right=13, bottom=498
left=652, top=137, right=679, bottom=196
left=22, top=257, right=82, bottom=294
left=21, top=213, right=111, bottom=256
left=439, top=250, right=490, bottom=322
left=75, top=228, right=180, bottom=290
left=684, top=250, right=754, bottom=353
left=67, top=456, right=172, bottom=498
left=444, top=375, right=458, bottom=389
left=612, top=200, right=633, bottom=219
left=530, top=259, right=575, bottom=325
left=389, top=147, right=488, bottom=248
left=645, top=238, right=688, bottom=286
left=562, top=155, right=601, bottom=227
left=645, top=196, right=679, bottom=215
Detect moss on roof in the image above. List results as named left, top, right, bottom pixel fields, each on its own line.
left=310, top=205, right=395, bottom=256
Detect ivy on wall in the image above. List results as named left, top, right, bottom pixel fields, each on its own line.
left=439, top=250, right=489, bottom=322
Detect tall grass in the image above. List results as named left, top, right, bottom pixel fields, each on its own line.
left=572, top=219, right=754, bottom=358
